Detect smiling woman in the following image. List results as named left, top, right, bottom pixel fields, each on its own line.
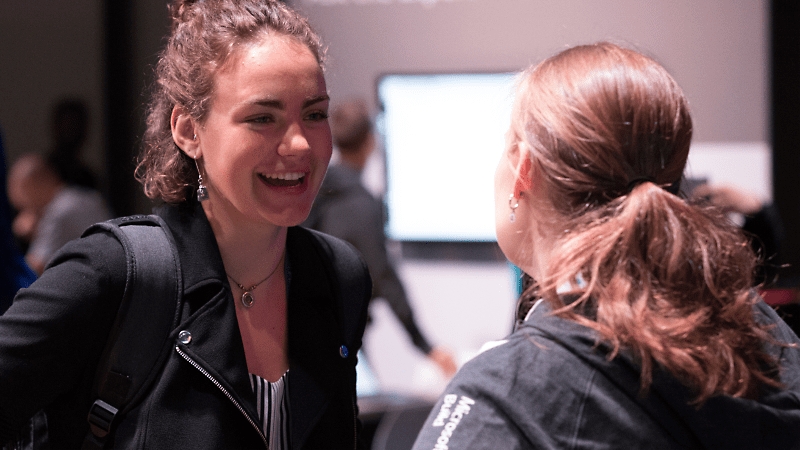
left=0, top=1, right=371, bottom=449
left=173, top=35, right=332, bottom=231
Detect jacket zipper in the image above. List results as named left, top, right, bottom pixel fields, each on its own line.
left=175, top=346, right=268, bottom=449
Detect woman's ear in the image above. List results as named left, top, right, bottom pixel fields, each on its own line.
left=171, top=107, right=199, bottom=159
left=513, top=142, right=534, bottom=197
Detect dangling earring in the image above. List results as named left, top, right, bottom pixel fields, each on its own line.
left=195, top=158, right=209, bottom=202
left=509, top=193, right=519, bottom=222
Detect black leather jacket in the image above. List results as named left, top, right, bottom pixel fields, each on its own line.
left=0, top=201, right=371, bottom=449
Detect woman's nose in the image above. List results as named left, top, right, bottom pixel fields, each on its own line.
left=278, top=123, right=310, bottom=156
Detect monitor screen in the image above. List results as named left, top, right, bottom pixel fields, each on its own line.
left=377, top=72, right=517, bottom=242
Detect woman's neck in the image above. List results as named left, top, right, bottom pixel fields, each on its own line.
left=515, top=194, right=558, bottom=282
left=201, top=200, right=288, bottom=285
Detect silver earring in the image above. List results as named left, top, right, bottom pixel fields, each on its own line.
left=509, top=193, right=519, bottom=222
left=195, top=158, right=209, bottom=202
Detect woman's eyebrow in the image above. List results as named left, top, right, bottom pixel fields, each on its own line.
left=304, top=94, right=330, bottom=108
left=249, top=94, right=329, bottom=110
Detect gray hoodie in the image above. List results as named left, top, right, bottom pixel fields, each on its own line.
left=413, top=299, right=800, bottom=449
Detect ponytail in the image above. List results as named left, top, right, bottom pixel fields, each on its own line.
left=537, top=182, right=778, bottom=402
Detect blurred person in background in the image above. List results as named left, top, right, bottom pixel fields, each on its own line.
left=304, top=99, right=458, bottom=379
left=7, top=153, right=110, bottom=274
left=0, top=130, right=36, bottom=314
left=46, top=98, right=98, bottom=190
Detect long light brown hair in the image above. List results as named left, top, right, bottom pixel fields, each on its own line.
left=516, top=42, right=778, bottom=403
left=135, top=0, right=324, bottom=203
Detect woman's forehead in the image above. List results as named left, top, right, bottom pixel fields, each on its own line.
left=217, top=33, right=318, bottom=74
left=206, top=36, right=324, bottom=111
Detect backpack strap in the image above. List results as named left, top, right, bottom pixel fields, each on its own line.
left=81, top=215, right=181, bottom=450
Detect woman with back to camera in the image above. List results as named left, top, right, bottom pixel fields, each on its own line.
left=0, top=1, right=371, bottom=448
left=412, top=42, right=800, bottom=449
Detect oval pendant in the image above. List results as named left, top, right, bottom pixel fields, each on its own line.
left=241, top=291, right=255, bottom=308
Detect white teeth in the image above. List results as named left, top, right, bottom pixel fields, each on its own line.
left=263, top=172, right=304, bottom=181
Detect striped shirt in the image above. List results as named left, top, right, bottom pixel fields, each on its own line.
left=249, top=371, right=291, bottom=449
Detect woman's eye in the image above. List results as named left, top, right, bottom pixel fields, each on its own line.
left=248, top=115, right=273, bottom=124
left=306, top=111, right=329, bottom=121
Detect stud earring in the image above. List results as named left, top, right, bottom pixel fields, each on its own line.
left=195, top=158, right=209, bottom=202
left=509, top=193, right=519, bottom=222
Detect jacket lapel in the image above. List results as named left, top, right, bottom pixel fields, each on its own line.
left=286, top=227, right=347, bottom=448
left=156, top=202, right=261, bottom=424
left=156, top=204, right=350, bottom=447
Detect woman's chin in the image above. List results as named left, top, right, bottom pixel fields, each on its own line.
left=269, top=206, right=314, bottom=228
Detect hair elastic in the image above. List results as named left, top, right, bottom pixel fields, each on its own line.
left=626, top=176, right=656, bottom=193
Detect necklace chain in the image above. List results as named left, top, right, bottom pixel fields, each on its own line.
left=226, top=251, right=285, bottom=308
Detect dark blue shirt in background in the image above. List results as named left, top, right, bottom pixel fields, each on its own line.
left=0, top=130, right=36, bottom=313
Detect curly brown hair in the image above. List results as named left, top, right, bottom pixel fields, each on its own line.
left=135, top=0, right=325, bottom=203
left=515, top=42, right=779, bottom=403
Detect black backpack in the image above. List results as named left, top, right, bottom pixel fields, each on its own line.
left=3, top=215, right=181, bottom=450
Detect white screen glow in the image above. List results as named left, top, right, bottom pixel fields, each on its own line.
left=378, top=73, right=516, bottom=242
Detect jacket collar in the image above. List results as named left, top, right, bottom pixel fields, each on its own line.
left=155, top=200, right=227, bottom=290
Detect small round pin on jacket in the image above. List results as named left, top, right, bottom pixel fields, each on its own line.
left=178, top=330, right=192, bottom=344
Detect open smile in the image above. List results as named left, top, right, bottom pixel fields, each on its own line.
left=258, top=171, right=306, bottom=187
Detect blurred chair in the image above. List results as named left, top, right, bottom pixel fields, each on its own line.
left=370, top=400, right=434, bottom=450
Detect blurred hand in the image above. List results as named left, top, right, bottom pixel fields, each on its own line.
left=427, top=346, right=458, bottom=378
left=692, top=183, right=763, bottom=215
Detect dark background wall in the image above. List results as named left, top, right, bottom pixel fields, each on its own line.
left=0, top=0, right=169, bottom=216
left=0, top=1, right=105, bottom=189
